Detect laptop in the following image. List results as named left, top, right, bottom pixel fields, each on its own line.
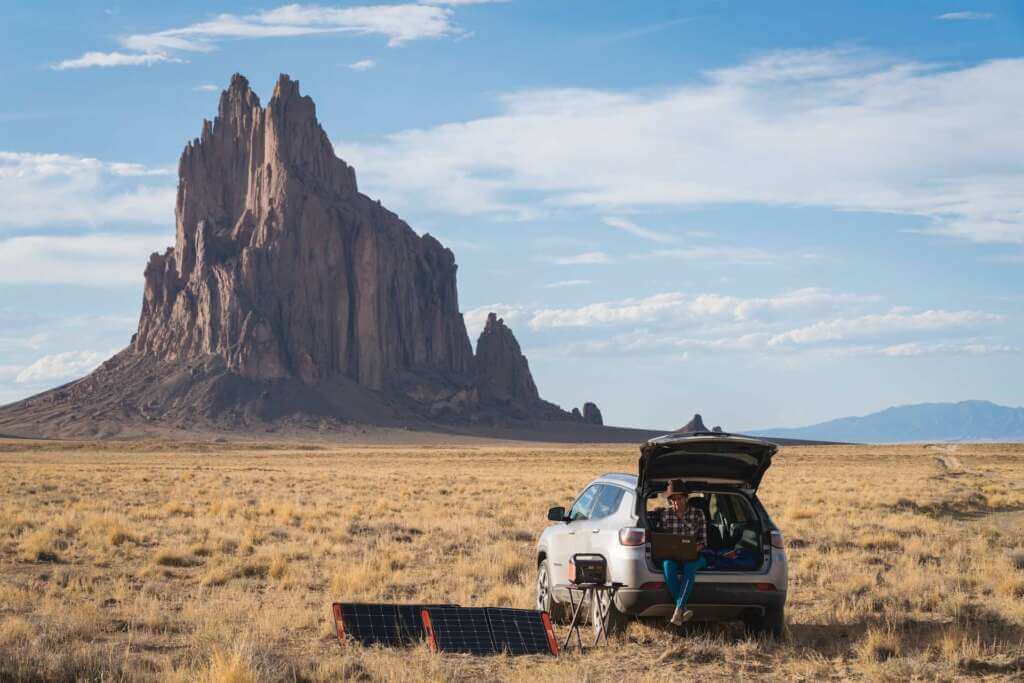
left=650, top=533, right=700, bottom=563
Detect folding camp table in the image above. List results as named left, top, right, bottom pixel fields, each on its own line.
left=556, top=582, right=625, bottom=650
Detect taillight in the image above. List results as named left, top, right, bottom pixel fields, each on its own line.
left=754, top=582, right=776, bottom=592
left=619, top=527, right=645, bottom=546
left=770, top=530, right=785, bottom=549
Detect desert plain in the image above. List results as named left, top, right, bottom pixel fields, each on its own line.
left=0, top=439, right=1022, bottom=681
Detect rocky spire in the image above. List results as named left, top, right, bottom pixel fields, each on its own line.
left=135, top=73, right=473, bottom=390
left=679, top=413, right=708, bottom=432
left=474, top=313, right=540, bottom=405
left=582, top=402, right=603, bottom=426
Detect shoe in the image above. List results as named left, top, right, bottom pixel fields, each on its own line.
left=670, top=605, right=687, bottom=626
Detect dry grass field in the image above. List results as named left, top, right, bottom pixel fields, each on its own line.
left=0, top=438, right=1022, bottom=681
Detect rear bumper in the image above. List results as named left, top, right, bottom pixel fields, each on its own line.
left=615, top=583, right=786, bottom=619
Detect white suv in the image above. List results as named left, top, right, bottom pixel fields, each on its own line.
left=535, top=432, right=787, bottom=638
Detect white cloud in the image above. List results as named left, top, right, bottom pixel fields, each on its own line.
left=462, top=303, right=528, bottom=340
left=58, top=3, right=467, bottom=69
left=530, top=293, right=687, bottom=329
left=528, top=288, right=876, bottom=329
left=936, top=11, right=993, bottom=20
left=768, top=309, right=1005, bottom=346
left=629, top=245, right=782, bottom=264
left=544, top=279, right=591, bottom=288
left=52, top=51, right=184, bottom=70
left=0, top=233, right=171, bottom=285
left=0, top=152, right=174, bottom=229
left=15, top=349, right=117, bottom=385
left=553, top=251, right=612, bottom=265
left=878, top=341, right=1017, bottom=356
left=601, top=216, right=674, bottom=242
left=420, top=0, right=506, bottom=5
left=348, top=59, right=377, bottom=70
left=0, top=333, right=48, bottom=352
left=555, top=331, right=1018, bottom=361
left=193, top=84, right=219, bottom=91
left=335, top=50, right=1024, bottom=244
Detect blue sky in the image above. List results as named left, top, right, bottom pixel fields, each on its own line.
left=1, top=1, right=1022, bottom=431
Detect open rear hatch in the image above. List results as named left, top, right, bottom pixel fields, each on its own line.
left=637, top=432, right=777, bottom=497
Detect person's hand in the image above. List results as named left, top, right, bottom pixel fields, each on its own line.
left=722, top=549, right=738, bottom=559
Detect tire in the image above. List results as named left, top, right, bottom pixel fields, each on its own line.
left=590, top=587, right=628, bottom=639
left=744, top=604, right=785, bottom=639
left=536, top=560, right=569, bottom=624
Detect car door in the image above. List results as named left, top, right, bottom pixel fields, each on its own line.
left=550, top=483, right=601, bottom=584
left=584, top=485, right=626, bottom=557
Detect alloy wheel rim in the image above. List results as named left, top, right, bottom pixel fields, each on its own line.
left=536, top=565, right=549, bottom=610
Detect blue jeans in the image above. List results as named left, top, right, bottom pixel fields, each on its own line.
left=663, top=556, right=708, bottom=609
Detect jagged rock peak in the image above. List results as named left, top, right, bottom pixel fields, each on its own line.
left=679, top=413, right=708, bottom=432
left=474, top=313, right=540, bottom=405
left=582, top=402, right=603, bottom=426
left=134, top=72, right=472, bottom=390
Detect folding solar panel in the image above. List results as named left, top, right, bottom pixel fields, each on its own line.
left=421, top=607, right=496, bottom=655
left=486, top=607, right=559, bottom=656
left=331, top=603, right=455, bottom=648
left=421, top=606, right=558, bottom=656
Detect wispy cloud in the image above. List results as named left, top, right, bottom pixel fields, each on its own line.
left=420, top=0, right=508, bottom=5
left=601, top=16, right=696, bottom=44
left=52, top=51, right=184, bottom=70
left=767, top=309, right=1005, bottom=347
left=15, top=349, right=117, bottom=385
left=629, top=245, right=783, bottom=264
left=193, top=84, right=219, bottom=91
left=878, top=341, right=1017, bottom=356
left=54, top=3, right=470, bottom=69
left=348, top=59, right=377, bottom=70
left=544, top=279, right=591, bottom=288
left=601, top=216, right=674, bottom=242
left=936, top=11, right=993, bottom=21
left=527, top=288, right=876, bottom=330
left=553, top=251, right=612, bottom=265
left=336, top=49, right=1024, bottom=244
left=523, top=290, right=1011, bottom=363
left=0, top=233, right=171, bottom=285
left=0, top=152, right=174, bottom=229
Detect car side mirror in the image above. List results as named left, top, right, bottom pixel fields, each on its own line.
left=547, top=506, right=567, bottom=522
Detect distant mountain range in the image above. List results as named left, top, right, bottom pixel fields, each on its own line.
left=753, top=400, right=1024, bottom=443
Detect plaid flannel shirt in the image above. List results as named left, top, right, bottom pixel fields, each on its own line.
left=649, top=506, right=707, bottom=546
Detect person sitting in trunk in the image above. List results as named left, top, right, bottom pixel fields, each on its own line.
left=648, top=479, right=707, bottom=626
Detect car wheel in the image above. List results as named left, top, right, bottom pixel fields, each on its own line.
left=744, top=604, right=785, bottom=639
left=536, top=560, right=568, bottom=623
left=590, top=587, right=628, bottom=639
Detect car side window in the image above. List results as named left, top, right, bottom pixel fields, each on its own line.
left=569, top=484, right=601, bottom=521
left=592, top=485, right=625, bottom=520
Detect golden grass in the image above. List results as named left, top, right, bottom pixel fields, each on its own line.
left=0, top=439, right=1022, bottom=680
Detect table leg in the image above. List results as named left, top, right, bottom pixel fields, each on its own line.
left=592, top=588, right=606, bottom=646
left=562, top=588, right=586, bottom=651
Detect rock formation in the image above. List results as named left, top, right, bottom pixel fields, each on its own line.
left=135, top=74, right=473, bottom=390
left=678, top=413, right=708, bottom=432
left=582, top=402, right=603, bottom=426
left=474, top=313, right=539, bottom=406
left=0, top=74, right=611, bottom=438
